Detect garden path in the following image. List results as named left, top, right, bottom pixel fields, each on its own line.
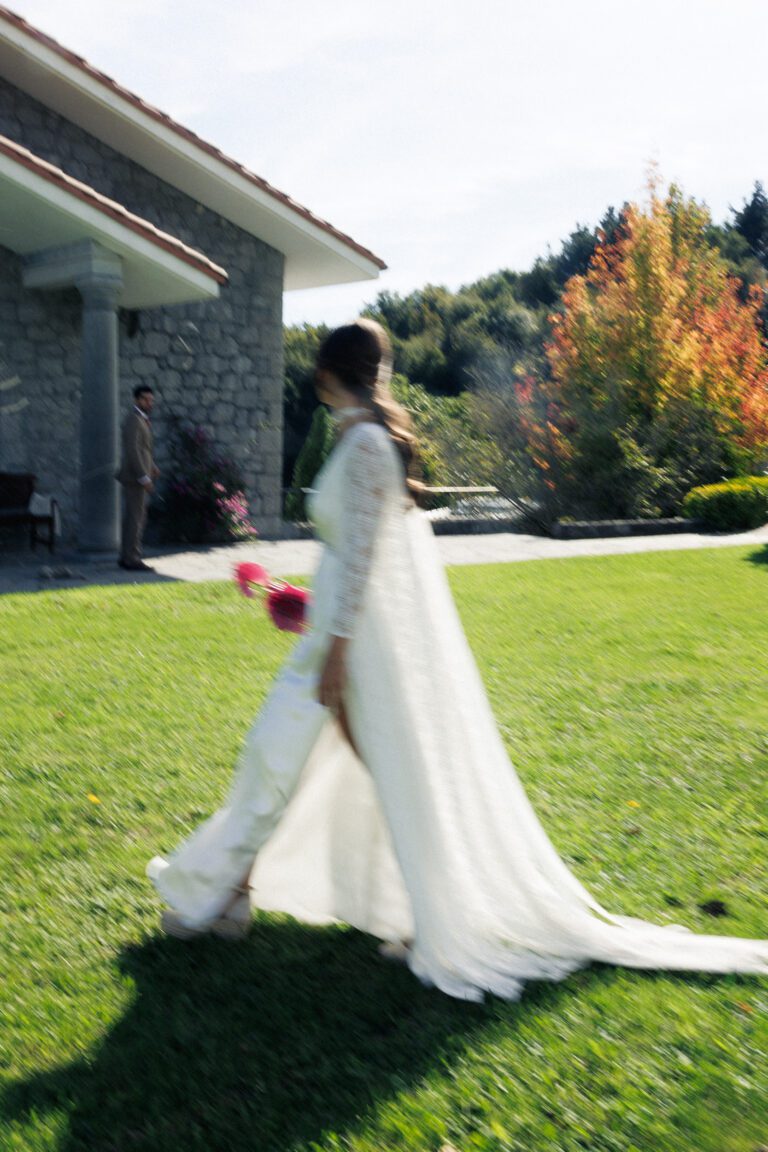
left=0, top=523, right=767, bottom=595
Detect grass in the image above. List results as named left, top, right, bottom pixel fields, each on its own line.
left=0, top=544, right=767, bottom=1152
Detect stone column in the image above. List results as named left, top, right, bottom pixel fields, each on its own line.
left=77, top=278, right=122, bottom=551
left=23, top=241, right=124, bottom=551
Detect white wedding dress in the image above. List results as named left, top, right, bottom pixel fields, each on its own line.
left=149, top=421, right=768, bottom=1001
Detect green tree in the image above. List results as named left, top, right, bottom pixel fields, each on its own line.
left=285, top=405, right=334, bottom=521
left=731, top=180, right=768, bottom=265
left=282, top=323, right=328, bottom=484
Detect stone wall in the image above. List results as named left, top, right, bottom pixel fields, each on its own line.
left=0, top=76, right=285, bottom=542
left=0, top=248, right=81, bottom=523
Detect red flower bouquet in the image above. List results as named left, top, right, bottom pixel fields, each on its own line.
left=234, top=562, right=311, bottom=634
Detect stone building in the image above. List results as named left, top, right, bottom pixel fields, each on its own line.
left=0, top=6, right=384, bottom=546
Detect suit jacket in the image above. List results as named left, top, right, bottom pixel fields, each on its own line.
left=116, top=409, right=154, bottom=485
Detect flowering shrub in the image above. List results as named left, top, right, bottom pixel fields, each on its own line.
left=158, top=415, right=257, bottom=543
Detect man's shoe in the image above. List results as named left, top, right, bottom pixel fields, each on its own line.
left=120, top=560, right=154, bottom=572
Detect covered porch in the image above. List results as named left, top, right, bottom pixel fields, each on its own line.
left=0, top=132, right=226, bottom=549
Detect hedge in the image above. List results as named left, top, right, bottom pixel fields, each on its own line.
left=682, top=476, right=768, bottom=531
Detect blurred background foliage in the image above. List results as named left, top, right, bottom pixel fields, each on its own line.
left=283, top=180, right=768, bottom=525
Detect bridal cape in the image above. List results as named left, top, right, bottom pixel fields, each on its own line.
left=149, top=422, right=768, bottom=1001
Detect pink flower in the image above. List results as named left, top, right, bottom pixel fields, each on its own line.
left=234, top=561, right=269, bottom=598
left=234, top=562, right=311, bottom=631
left=266, top=583, right=310, bottom=633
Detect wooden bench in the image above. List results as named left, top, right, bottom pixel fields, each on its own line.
left=0, top=472, right=57, bottom=553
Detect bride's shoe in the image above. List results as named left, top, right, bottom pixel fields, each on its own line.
left=378, top=939, right=411, bottom=964
left=210, top=889, right=251, bottom=940
left=161, top=888, right=251, bottom=941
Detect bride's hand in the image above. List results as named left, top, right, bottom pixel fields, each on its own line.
left=318, top=635, right=349, bottom=711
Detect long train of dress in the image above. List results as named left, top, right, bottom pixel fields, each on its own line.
left=148, top=422, right=768, bottom=1001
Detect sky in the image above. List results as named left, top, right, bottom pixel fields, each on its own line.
left=7, top=0, right=768, bottom=327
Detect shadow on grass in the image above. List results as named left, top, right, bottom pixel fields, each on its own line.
left=744, top=544, right=768, bottom=566
left=0, top=565, right=182, bottom=598
left=3, top=922, right=760, bottom=1152
left=1, top=917, right=506, bottom=1152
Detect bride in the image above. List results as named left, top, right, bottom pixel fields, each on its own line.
left=148, top=319, right=767, bottom=1002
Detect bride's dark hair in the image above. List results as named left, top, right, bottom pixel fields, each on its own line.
left=316, top=319, right=422, bottom=497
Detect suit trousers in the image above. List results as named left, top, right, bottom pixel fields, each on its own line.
left=120, top=483, right=148, bottom=564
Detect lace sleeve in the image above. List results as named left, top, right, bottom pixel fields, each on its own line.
left=332, top=425, right=393, bottom=639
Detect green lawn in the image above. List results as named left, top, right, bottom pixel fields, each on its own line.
left=1, top=545, right=766, bottom=1152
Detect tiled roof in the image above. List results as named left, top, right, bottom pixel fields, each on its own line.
left=0, top=132, right=228, bottom=282
left=0, top=5, right=387, bottom=271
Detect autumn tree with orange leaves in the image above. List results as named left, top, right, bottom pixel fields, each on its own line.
left=536, top=183, right=768, bottom=518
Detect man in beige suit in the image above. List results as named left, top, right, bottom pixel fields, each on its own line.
left=116, top=385, right=160, bottom=571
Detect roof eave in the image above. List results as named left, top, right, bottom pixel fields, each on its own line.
left=0, top=142, right=224, bottom=308
left=0, top=6, right=386, bottom=290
